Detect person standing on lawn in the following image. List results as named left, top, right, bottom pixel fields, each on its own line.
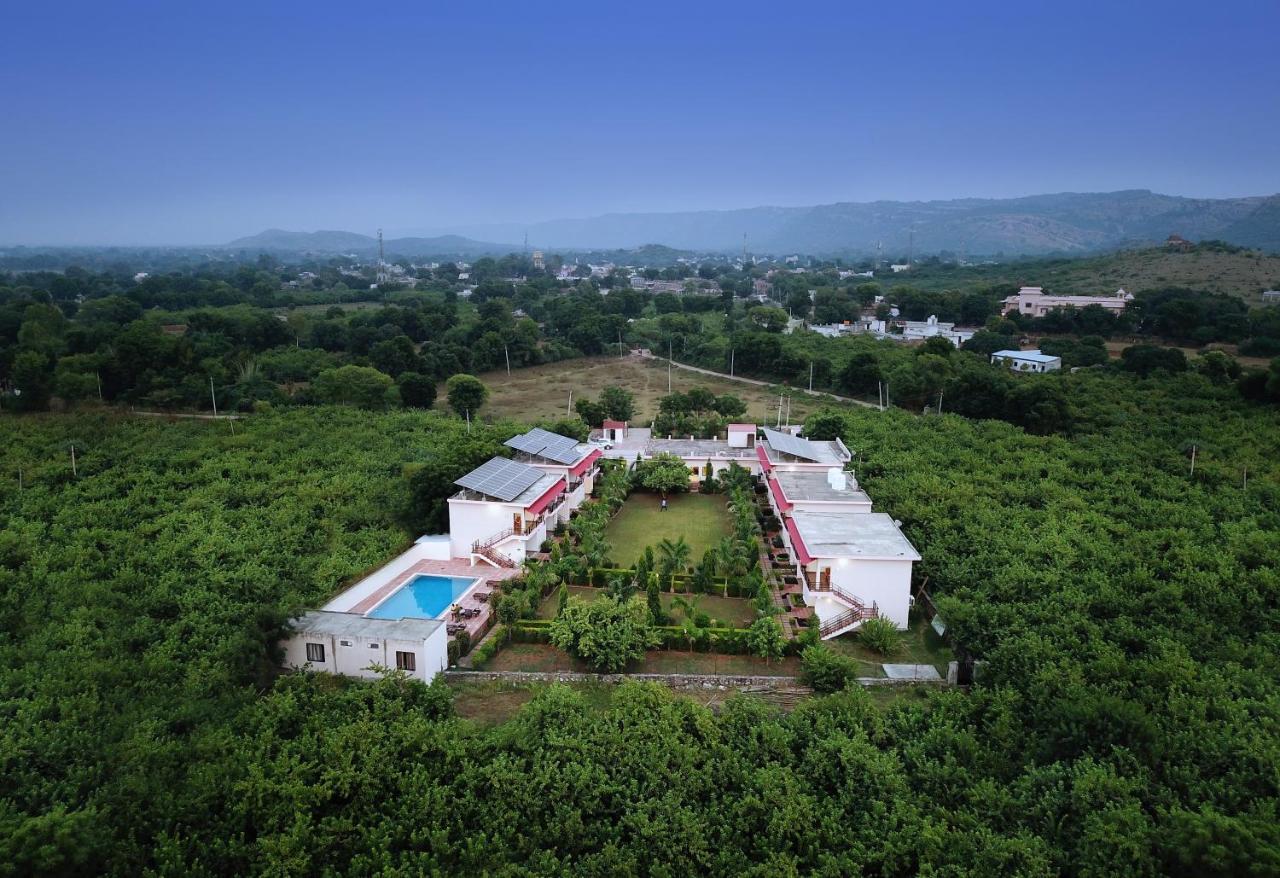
left=661, top=496, right=668, bottom=512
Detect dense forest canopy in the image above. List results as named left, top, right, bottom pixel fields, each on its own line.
left=2, top=357, right=1278, bottom=873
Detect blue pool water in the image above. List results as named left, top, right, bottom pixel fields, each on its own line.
left=367, top=574, right=478, bottom=620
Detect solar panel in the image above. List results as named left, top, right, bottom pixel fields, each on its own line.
left=504, top=432, right=545, bottom=455
left=762, top=427, right=823, bottom=462
left=454, top=457, right=543, bottom=502
left=504, top=428, right=583, bottom=465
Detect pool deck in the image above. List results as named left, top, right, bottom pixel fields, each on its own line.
left=345, top=558, right=521, bottom=642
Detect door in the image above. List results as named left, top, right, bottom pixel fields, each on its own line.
left=513, top=513, right=523, bottom=535
left=820, top=567, right=831, bottom=590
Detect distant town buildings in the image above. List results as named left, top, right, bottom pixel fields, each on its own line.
left=1261, top=290, right=1280, bottom=305
left=1165, top=233, right=1194, bottom=251
left=991, top=349, right=1062, bottom=373
left=1001, top=285, right=1132, bottom=318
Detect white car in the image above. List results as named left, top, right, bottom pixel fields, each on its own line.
left=589, top=438, right=615, bottom=450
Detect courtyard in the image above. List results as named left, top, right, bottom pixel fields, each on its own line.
left=603, top=492, right=732, bottom=568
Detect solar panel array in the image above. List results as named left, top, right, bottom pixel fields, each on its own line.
left=762, top=427, right=823, bottom=462
left=454, top=457, right=543, bottom=502
left=504, top=427, right=581, bottom=465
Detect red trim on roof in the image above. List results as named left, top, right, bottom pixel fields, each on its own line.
left=602, top=419, right=626, bottom=429
left=727, top=423, right=757, bottom=431
left=525, top=478, right=566, bottom=515
left=570, top=447, right=602, bottom=477
left=755, top=444, right=772, bottom=472
left=768, top=477, right=792, bottom=513
left=785, top=518, right=813, bottom=565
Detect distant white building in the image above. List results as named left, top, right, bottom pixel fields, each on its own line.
left=1001, top=285, right=1132, bottom=318
left=890, top=264, right=911, bottom=273
left=991, top=349, right=1062, bottom=373
left=899, top=315, right=976, bottom=347
left=1262, top=290, right=1280, bottom=304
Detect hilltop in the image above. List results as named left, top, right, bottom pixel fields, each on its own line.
left=224, top=229, right=518, bottom=259
left=444, top=190, right=1280, bottom=255
left=884, top=244, right=1280, bottom=303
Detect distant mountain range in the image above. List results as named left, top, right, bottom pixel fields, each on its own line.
left=225, top=190, right=1280, bottom=258
left=222, top=229, right=518, bottom=259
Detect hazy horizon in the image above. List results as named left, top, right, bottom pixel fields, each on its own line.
left=5, top=0, right=1280, bottom=246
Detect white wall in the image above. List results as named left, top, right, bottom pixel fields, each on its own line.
left=826, top=558, right=913, bottom=628
left=448, top=498, right=519, bottom=559
left=283, top=624, right=449, bottom=683
left=324, top=538, right=454, bottom=612
left=790, top=498, right=872, bottom=515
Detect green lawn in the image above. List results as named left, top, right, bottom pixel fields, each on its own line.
left=826, top=611, right=955, bottom=673
left=537, top=585, right=757, bottom=627
left=605, top=493, right=732, bottom=567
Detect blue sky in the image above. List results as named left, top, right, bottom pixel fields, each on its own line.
left=3, top=0, right=1278, bottom=244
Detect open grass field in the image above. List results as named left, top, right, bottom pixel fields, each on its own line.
left=826, top=611, right=954, bottom=673
left=537, top=585, right=758, bottom=627
left=467, top=355, right=841, bottom=425
left=604, top=492, right=732, bottom=567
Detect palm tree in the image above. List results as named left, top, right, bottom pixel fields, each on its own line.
left=657, top=535, right=692, bottom=578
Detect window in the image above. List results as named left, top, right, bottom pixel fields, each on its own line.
left=395, top=651, right=416, bottom=672
left=339, top=639, right=352, bottom=647
left=305, top=642, right=325, bottom=663
left=369, top=642, right=379, bottom=649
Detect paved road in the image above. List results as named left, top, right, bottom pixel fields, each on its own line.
left=639, top=352, right=880, bottom=410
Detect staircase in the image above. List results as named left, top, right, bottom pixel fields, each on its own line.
left=472, top=530, right=517, bottom=569
left=810, top=581, right=879, bottom=639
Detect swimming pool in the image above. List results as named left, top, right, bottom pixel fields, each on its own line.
left=366, top=574, right=479, bottom=620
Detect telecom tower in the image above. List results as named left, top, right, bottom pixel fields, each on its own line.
left=742, top=233, right=748, bottom=266
left=375, top=229, right=389, bottom=284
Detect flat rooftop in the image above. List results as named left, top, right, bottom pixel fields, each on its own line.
left=790, top=511, right=920, bottom=560
left=646, top=438, right=757, bottom=459
left=774, top=470, right=871, bottom=504
left=291, top=610, right=444, bottom=640
left=454, top=472, right=561, bottom=506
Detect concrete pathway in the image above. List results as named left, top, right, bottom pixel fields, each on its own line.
left=882, top=663, right=943, bottom=681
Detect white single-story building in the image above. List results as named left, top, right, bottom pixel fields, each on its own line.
left=727, top=423, right=757, bottom=448
left=767, top=468, right=873, bottom=517
left=899, top=314, right=976, bottom=347
left=282, top=611, right=449, bottom=684
left=991, top=349, right=1062, bottom=373
left=782, top=511, right=920, bottom=634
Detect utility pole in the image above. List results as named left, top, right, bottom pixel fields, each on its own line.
left=1189, top=444, right=1197, bottom=477
left=70, top=443, right=77, bottom=477
left=729, top=348, right=734, bottom=378
left=808, top=361, right=814, bottom=393
left=937, top=389, right=944, bottom=415
left=668, top=340, right=673, bottom=393
left=566, top=390, right=573, bottom=417
left=466, top=409, right=471, bottom=432
left=210, top=376, right=218, bottom=418
left=776, top=393, right=783, bottom=428
left=96, top=371, right=103, bottom=402
left=1243, top=466, right=1248, bottom=491
left=878, top=381, right=884, bottom=411
left=618, top=331, right=624, bottom=359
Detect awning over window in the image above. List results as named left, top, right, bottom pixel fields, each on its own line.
left=755, top=445, right=773, bottom=472
left=784, top=518, right=814, bottom=565
left=768, top=477, right=792, bottom=513
left=570, top=448, right=603, bottom=478
left=526, top=478, right=566, bottom=515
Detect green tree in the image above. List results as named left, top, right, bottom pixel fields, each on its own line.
left=656, top=535, right=692, bottom=578
left=10, top=350, right=54, bottom=411
left=312, top=365, right=395, bottom=408
left=445, top=373, right=489, bottom=418
left=746, top=617, right=786, bottom=662
left=549, top=596, right=658, bottom=672
left=396, top=372, right=437, bottom=408
left=599, top=386, right=635, bottom=421
left=635, top=453, right=691, bottom=494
